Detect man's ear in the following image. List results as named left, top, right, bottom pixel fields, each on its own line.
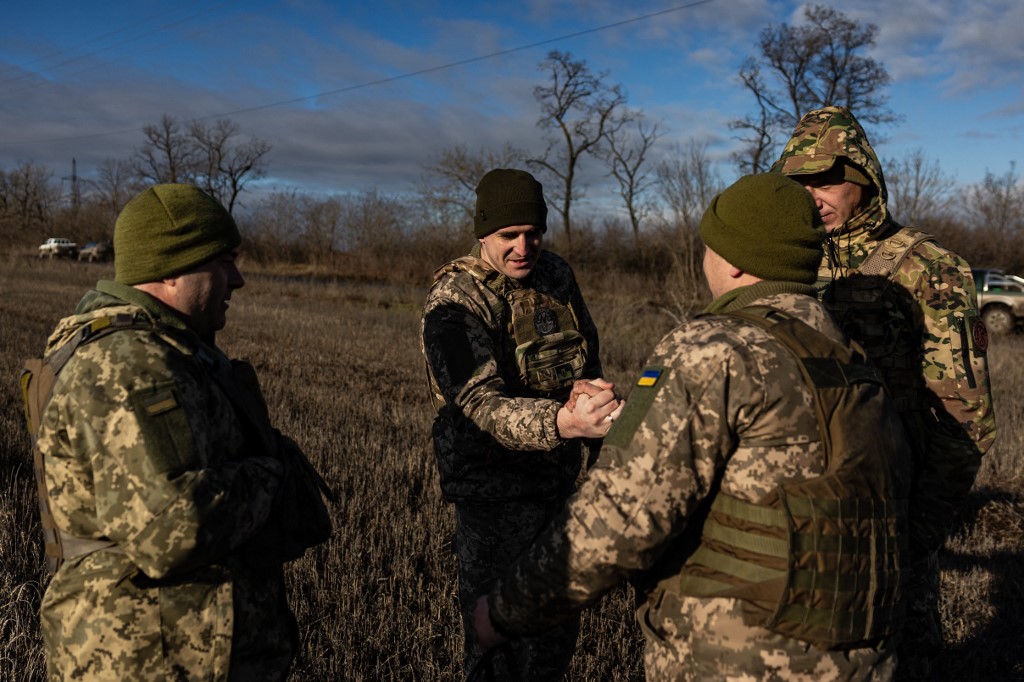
left=728, top=264, right=745, bottom=280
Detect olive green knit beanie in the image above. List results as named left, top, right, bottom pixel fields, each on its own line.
left=114, top=184, right=241, bottom=285
left=699, top=173, right=824, bottom=285
left=474, top=168, right=547, bottom=238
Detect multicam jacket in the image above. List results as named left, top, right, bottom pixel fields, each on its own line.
left=420, top=246, right=602, bottom=503
left=37, top=280, right=302, bottom=682
left=773, top=106, right=996, bottom=555
left=489, top=285, right=906, bottom=680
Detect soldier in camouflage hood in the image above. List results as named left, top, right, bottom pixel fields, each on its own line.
left=472, top=173, right=914, bottom=680
left=773, top=106, right=996, bottom=679
left=33, top=184, right=331, bottom=681
left=421, top=168, right=622, bottom=680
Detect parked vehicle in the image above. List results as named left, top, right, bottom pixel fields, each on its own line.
left=77, top=240, right=114, bottom=263
left=38, top=238, right=78, bottom=259
left=972, top=267, right=1024, bottom=334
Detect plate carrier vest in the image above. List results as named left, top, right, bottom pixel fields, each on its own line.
left=428, top=255, right=588, bottom=407
left=673, top=306, right=910, bottom=649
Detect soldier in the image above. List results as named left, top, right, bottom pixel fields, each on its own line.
left=472, top=173, right=913, bottom=680
left=421, top=168, right=621, bottom=680
left=29, top=184, right=331, bottom=681
left=772, top=106, right=997, bottom=679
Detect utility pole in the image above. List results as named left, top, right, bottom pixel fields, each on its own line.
left=62, top=158, right=81, bottom=230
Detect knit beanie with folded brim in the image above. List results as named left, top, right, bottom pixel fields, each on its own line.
left=699, top=173, right=824, bottom=285
left=115, top=184, right=241, bottom=285
left=473, top=168, right=548, bottom=238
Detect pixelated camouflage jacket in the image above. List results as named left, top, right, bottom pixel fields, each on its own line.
left=421, top=247, right=602, bottom=503
left=774, top=106, right=996, bottom=555
left=489, top=285, right=900, bottom=681
left=37, top=280, right=298, bottom=681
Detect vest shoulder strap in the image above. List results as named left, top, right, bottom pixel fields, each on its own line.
left=20, top=313, right=154, bottom=572
left=434, top=255, right=509, bottom=323
left=858, top=225, right=935, bottom=279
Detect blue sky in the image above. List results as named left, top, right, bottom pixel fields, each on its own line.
left=2, top=0, right=1022, bottom=212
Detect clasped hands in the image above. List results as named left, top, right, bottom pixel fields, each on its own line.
left=556, top=378, right=624, bottom=439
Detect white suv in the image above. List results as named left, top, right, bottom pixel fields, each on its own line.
left=38, top=237, right=78, bottom=259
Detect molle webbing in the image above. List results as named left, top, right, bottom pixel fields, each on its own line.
left=676, top=306, right=907, bottom=649
left=857, top=226, right=934, bottom=278
left=506, top=288, right=586, bottom=394
left=679, top=493, right=906, bottom=613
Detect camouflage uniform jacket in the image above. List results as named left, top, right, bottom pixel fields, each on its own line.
left=774, top=106, right=996, bottom=555
left=38, top=280, right=298, bottom=681
left=489, top=285, right=898, bottom=680
left=421, top=247, right=602, bottom=503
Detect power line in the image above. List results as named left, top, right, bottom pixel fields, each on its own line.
left=0, top=1, right=206, bottom=79
left=3, top=7, right=267, bottom=99
left=0, top=1, right=240, bottom=88
left=2, top=0, right=717, bottom=147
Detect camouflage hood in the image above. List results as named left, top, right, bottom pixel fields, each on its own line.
left=772, top=106, right=889, bottom=237
left=44, top=280, right=192, bottom=356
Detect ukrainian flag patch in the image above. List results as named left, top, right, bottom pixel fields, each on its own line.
left=637, top=369, right=662, bottom=387
left=603, top=364, right=667, bottom=450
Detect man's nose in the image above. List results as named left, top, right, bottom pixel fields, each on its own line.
left=229, top=264, right=246, bottom=289
left=803, top=185, right=824, bottom=205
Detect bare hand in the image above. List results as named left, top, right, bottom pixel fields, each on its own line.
left=472, top=595, right=506, bottom=654
left=557, top=387, right=623, bottom=439
left=565, top=378, right=614, bottom=412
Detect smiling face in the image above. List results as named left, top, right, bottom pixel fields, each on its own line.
left=478, top=224, right=544, bottom=280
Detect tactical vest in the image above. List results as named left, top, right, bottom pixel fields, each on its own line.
left=817, top=225, right=934, bottom=411
left=20, top=314, right=152, bottom=572
left=428, top=255, right=588, bottom=406
left=674, top=306, right=910, bottom=649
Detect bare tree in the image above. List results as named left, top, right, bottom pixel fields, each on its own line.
left=91, top=158, right=141, bottom=226
left=655, top=139, right=724, bottom=231
left=530, top=50, right=628, bottom=247
left=189, top=119, right=271, bottom=213
left=0, top=161, right=59, bottom=236
left=604, top=113, right=661, bottom=245
left=732, top=4, right=897, bottom=173
left=964, top=162, right=1024, bottom=232
left=885, top=148, right=956, bottom=226
left=132, top=115, right=198, bottom=185
left=303, top=195, right=345, bottom=263
left=419, top=143, right=527, bottom=227
left=242, top=190, right=307, bottom=262
left=132, top=115, right=270, bottom=214
left=653, top=140, right=725, bottom=321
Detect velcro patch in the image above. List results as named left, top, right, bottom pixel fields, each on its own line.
left=972, top=318, right=989, bottom=353
left=141, top=391, right=178, bottom=416
left=637, top=369, right=662, bottom=387
left=604, top=365, right=668, bottom=450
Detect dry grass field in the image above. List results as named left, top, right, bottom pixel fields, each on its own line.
left=1, top=254, right=1022, bottom=680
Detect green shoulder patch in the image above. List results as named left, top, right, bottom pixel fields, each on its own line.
left=603, top=365, right=667, bottom=450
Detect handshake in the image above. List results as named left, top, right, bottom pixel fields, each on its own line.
left=556, top=378, right=624, bottom=440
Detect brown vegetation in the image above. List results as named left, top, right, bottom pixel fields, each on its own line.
left=1, top=255, right=1022, bottom=680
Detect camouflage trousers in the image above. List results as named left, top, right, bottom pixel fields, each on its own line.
left=894, top=552, right=942, bottom=681
left=455, top=499, right=579, bottom=682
